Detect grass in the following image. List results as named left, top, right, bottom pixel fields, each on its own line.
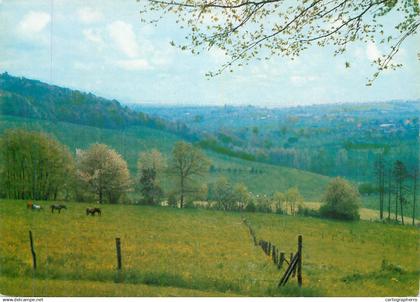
left=0, top=114, right=331, bottom=200
left=0, top=277, right=232, bottom=297
left=245, top=212, right=420, bottom=296
left=0, top=199, right=419, bottom=297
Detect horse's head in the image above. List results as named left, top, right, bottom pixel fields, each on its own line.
left=86, top=208, right=90, bottom=215
left=62, top=205, right=67, bottom=209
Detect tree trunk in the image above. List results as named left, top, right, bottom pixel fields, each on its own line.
left=180, top=176, right=184, bottom=208
left=388, top=167, right=391, bottom=220
left=413, top=173, right=417, bottom=226
left=395, top=188, right=398, bottom=222
left=399, top=182, right=404, bottom=225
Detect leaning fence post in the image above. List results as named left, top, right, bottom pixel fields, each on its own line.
left=298, top=235, right=302, bottom=287
left=278, top=252, right=285, bottom=269
left=29, top=230, right=36, bottom=270
left=115, top=238, right=122, bottom=270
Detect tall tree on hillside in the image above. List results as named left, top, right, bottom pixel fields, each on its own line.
left=140, top=1, right=419, bottom=81
left=393, top=160, right=408, bottom=225
left=374, top=154, right=385, bottom=220
left=169, top=141, right=210, bottom=208
left=77, top=144, right=131, bottom=204
left=387, top=164, right=392, bottom=220
left=411, top=166, right=418, bottom=226
left=137, top=149, right=166, bottom=205
left=0, top=129, right=75, bottom=200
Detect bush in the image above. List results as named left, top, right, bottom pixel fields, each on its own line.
left=297, top=207, right=320, bottom=218
left=320, top=177, right=361, bottom=221
left=245, top=201, right=256, bottom=212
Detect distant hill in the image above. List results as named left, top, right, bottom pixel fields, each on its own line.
left=0, top=72, right=198, bottom=140
left=132, top=101, right=420, bottom=181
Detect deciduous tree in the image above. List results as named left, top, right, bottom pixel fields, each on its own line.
left=0, top=129, right=74, bottom=201
left=320, top=177, right=361, bottom=220
left=77, top=144, right=131, bottom=204
left=137, top=149, right=166, bottom=205
left=169, top=141, right=210, bottom=208
left=140, top=0, right=419, bottom=81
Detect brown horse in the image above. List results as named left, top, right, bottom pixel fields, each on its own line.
left=51, top=204, right=67, bottom=213
left=86, top=207, right=101, bottom=216
left=27, top=200, right=33, bottom=209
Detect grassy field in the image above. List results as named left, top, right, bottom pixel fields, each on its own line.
left=0, top=114, right=331, bottom=200
left=0, top=199, right=418, bottom=297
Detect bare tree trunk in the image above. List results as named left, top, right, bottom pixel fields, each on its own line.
left=413, top=171, right=417, bottom=226
left=395, top=188, right=398, bottom=222
left=388, top=167, right=391, bottom=220
left=180, top=176, right=184, bottom=208
left=399, top=184, right=404, bottom=225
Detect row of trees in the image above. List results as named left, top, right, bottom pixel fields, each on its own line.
left=0, top=129, right=363, bottom=222
left=0, top=129, right=209, bottom=205
left=374, top=155, right=418, bottom=225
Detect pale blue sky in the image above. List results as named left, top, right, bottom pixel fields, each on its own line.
left=0, top=0, right=419, bottom=107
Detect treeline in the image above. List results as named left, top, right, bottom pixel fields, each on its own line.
left=0, top=129, right=209, bottom=205
left=0, top=129, right=363, bottom=223
left=373, top=155, right=418, bottom=225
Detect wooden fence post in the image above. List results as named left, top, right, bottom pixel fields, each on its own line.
left=278, top=252, right=285, bottom=269
left=272, top=245, right=277, bottom=264
left=298, top=235, right=302, bottom=287
left=29, top=230, right=36, bottom=270
left=115, top=238, right=122, bottom=270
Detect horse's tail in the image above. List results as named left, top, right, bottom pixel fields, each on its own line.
left=86, top=208, right=89, bottom=215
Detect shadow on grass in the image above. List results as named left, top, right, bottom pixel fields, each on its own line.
left=1, top=256, right=323, bottom=296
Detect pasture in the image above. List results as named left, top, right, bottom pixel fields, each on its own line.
left=0, top=199, right=419, bottom=296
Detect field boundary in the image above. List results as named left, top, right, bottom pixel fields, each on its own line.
left=242, top=218, right=303, bottom=287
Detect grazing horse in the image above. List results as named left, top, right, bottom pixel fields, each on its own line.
left=27, top=200, right=33, bottom=209
left=32, top=204, right=42, bottom=210
left=51, top=204, right=67, bottom=213
left=86, top=207, right=101, bottom=216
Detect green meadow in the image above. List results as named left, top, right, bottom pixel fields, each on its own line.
left=0, top=200, right=418, bottom=296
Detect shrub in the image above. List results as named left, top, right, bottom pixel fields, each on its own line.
left=245, top=201, right=256, bottom=212
left=297, top=206, right=320, bottom=218
left=319, top=177, right=361, bottom=221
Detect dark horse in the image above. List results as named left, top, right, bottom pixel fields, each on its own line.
left=51, top=204, right=67, bottom=213
left=86, top=207, right=101, bottom=216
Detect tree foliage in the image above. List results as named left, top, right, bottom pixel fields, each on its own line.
left=320, top=177, right=361, bottom=220
left=137, top=149, right=166, bottom=205
left=140, top=0, right=419, bottom=82
left=169, top=141, right=210, bottom=208
left=76, top=144, right=132, bottom=204
left=0, top=129, right=74, bottom=201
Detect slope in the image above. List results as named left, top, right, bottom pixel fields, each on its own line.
left=0, top=114, right=330, bottom=200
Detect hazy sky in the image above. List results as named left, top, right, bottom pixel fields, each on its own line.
left=1, top=0, right=419, bottom=107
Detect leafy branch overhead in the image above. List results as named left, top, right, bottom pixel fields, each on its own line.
left=139, top=0, right=419, bottom=82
